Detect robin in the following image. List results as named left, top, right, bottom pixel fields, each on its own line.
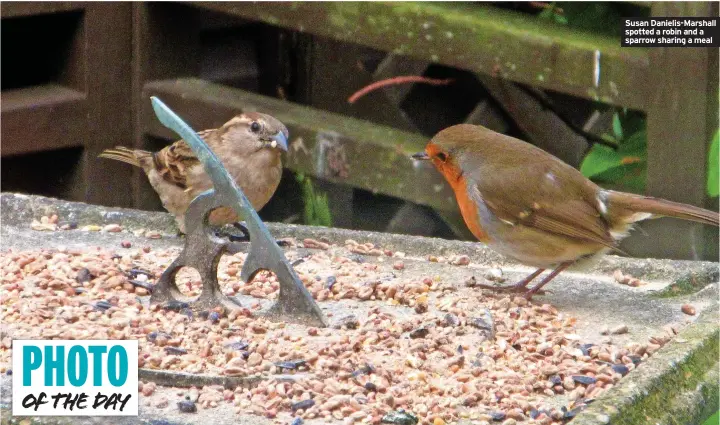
left=413, top=124, right=718, bottom=299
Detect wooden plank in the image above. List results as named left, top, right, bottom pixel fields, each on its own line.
left=623, top=2, right=718, bottom=261
left=307, top=40, right=423, bottom=133
left=131, top=3, right=159, bottom=211
left=131, top=2, right=202, bottom=211
left=0, top=2, right=84, bottom=18
left=141, top=78, right=459, bottom=215
left=1, top=84, right=87, bottom=156
left=475, top=75, right=589, bottom=168
left=1, top=83, right=85, bottom=112
left=190, top=2, right=649, bottom=110
left=80, top=3, right=135, bottom=207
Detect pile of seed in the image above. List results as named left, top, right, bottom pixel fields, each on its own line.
left=0, top=237, right=682, bottom=425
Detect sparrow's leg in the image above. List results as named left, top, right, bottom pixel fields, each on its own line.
left=230, top=222, right=251, bottom=242
left=209, top=224, right=246, bottom=255
left=523, top=262, right=572, bottom=301
left=215, top=222, right=290, bottom=247
left=211, top=222, right=250, bottom=242
left=474, top=268, right=545, bottom=292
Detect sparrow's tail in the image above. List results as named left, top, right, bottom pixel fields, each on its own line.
left=98, top=147, right=151, bottom=168
left=605, top=190, right=719, bottom=227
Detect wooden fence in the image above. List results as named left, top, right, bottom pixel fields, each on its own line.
left=2, top=2, right=717, bottom=260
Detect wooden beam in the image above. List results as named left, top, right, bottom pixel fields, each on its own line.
left=1, top=84, right=87, bottom=156
left=131, top=2, right=202, bottom=211
left=189, top=1, right=650, bottom=109
left=623, top=2, right=719, bottom=261
left=81, top=2, right=135, bottom=207
left=0, top=2, right=84, bottom=18
left=141, top=78, right=459, bottom=215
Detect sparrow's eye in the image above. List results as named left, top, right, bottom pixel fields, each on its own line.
left=436, top=152, right=448, bottom=162
left=250, top=122, right=261, bottom=133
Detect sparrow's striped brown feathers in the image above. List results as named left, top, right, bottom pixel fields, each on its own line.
left=99, top=112, right=289, bottom=232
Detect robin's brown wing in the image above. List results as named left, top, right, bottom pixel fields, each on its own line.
left=462, top=155, right=616, bottom=249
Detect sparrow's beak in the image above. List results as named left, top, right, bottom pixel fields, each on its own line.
left=270, top=131, right=289, bottom=152
left=411, top=151, right=430, bottom=160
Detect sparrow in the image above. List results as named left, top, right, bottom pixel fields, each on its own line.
left=413, top=124, right=719, bottom=299
left=100, top=112, right=289, bottom=234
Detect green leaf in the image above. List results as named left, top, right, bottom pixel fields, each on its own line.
left=600, top=133, right=619, bottom=146
left=538, top=2, right=567, bottom=25
left=708, top=129, right=719, bottom=197
left=315, top=193, right=333, bottom=227
left=593, top=162, right=646, bottom=193
left=580, top=117, right=647, bottom=192
left=557, top=2, right=620, bottom=35
left=297, top=172, right=334, bottom=227
left=701, top=410, right=719, bottom=425
left=302, top=179, right=314, bottom=224
left=612, top=112, right=623, bottom=141
left=622, top=129, right=647, bottom=156
left=580, top=144, right=624, bottom=179
left=618, top=111, right=645, bottom=137
left=538, top=4, right=555, bottom=19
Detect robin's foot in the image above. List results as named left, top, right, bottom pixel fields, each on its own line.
left=473, top=268, right=546, bottom=294
left=475, top=281, right=548, bottom=296
left=523, top=291, right=536, bottom=301
left=521, top=263, right=573, bottom=301
left=474, top=281, right=536, bottom=292
left=522, top=285, right=550, bottom=301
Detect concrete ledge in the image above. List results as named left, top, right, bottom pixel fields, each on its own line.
left=571, top=307, right=719, bottom=425
left=2, top=193, right=717, bottom=294
left=1, top=193, right=718, bottom=425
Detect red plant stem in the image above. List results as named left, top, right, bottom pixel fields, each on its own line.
left=348, top=76, right=454, bottom=104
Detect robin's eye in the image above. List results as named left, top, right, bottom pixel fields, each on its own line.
left=436, top=152, right=448, bottom=162
left=250, top=122, right=261, bottom=133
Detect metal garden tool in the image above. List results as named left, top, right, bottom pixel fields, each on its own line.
left=148, top=96, right=327, bottom=327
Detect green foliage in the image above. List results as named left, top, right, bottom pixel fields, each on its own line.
left=296, top=173, right=333, bottom=227
left=538, top=3, right=649, bottom=35
left=556, top=2, right=622, bottom=35
left=538, top=3, right=567, bottom=25
left=708, top=129, right=719, bottom=197
left=701, top=410, right=719, bottom=425
left=612, top=112, right=623, bottom=141
left=580, top=110, right=647, bottom=192
left=582, top=114, right=719, bottom=196
left=538, top=3, right=716, bottom=197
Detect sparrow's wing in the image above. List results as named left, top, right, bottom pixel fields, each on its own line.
left=153, top=130, right=214, bottom=189
left=463, top=156, right=616, bottom=248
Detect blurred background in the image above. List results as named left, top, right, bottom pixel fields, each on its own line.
left=2, top=1, right=718, bottom=261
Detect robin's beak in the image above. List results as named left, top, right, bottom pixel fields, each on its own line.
left=411, top=151, right=430, bottom=160
left=270, top=131, right=289, bottom=152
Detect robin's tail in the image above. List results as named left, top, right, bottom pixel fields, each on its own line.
left=605, top=190, right=719, bottom=227
left=98, top=147, right=152, bottom=169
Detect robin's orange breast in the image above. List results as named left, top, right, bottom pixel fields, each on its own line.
left=452, top=175, right=491, bottom=243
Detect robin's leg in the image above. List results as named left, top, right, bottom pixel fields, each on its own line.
left=523, top=262, right=572, bottom=301
left=474, top=268, right=545, bottom=292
